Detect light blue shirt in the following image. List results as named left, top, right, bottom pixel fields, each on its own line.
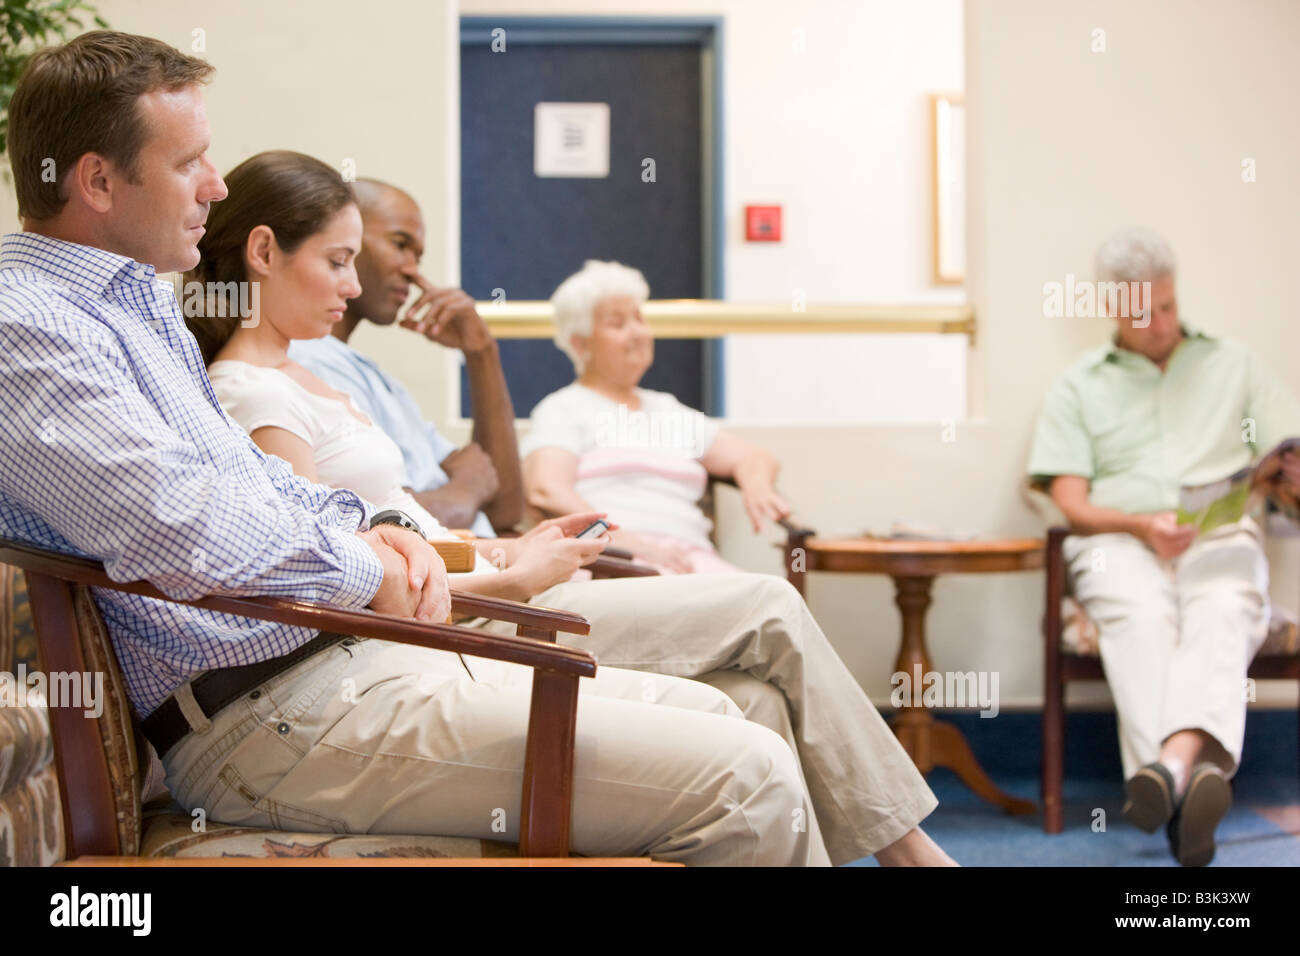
left=290, top=335, right=496, bottom=538
left=0, top=233, right=383, bottom=715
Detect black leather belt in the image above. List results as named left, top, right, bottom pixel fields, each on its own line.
left=141, top=632, right=351, bottom=759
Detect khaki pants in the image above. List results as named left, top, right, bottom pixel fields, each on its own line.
left=1063, top=517, right=1271, bottom=780
left=520, top=573, right=938, bottom=864
left=161, top=573, right=936, bottom=865
left=162, top=638, right=826, bottom=865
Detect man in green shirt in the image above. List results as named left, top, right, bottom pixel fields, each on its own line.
left=1027, top=228, right=1300, bottom=866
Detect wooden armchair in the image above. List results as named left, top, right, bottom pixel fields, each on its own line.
left=0, top=537, right=598, bottom=863
left=1041, top=525, right=1300, bottom=834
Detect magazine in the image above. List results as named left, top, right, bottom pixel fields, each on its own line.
left=1177, top=438, right=1300, bottom=533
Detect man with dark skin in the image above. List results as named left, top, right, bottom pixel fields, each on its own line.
left=293, top=178, right=523, bottom=534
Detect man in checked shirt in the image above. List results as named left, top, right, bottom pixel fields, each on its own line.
left=0, top=31, right=953, bottom=866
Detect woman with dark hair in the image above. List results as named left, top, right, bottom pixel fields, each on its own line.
left=185, top=150, right=358, bottom=367
left=185, top=150, right=613, bottom=597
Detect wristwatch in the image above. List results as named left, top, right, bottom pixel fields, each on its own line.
left=369, top=509, right=424, bottom=537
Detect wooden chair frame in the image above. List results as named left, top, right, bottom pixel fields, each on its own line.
left=0, top=538, right=597, bottom=861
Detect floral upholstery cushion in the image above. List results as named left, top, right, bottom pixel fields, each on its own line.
left=0, top=564, right=65, bottom=866
left=139, top=805, right=517, bottom=859
left=0, top=701, right=65, bottom=866
left=1061, top=596, right=1300, bottom=657
left=0, top=763, right=63, bottom=867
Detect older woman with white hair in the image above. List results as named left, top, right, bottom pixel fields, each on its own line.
left=522, top=260, right=790, bottom=574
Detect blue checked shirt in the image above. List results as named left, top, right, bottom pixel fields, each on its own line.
left=0, top=233, right=385, bottom=716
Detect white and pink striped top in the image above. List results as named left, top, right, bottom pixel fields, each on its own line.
left=522, top=383, right=721, bottom=550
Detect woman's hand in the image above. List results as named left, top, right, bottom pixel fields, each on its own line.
left=610, top=529, right=693, bottom=574
left=737, top=479, right=792, bottom=534
left=359, top=525, right=451, bottom=621
left=521, top=511, right=613, bottom=542
left=508, top=525, right=610, bottom=597
left=699, top=431, right=790, bottom=534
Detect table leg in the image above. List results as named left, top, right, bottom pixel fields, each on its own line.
left=889, top=574, right=1036, bottom=815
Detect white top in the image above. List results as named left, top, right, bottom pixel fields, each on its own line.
left=521, top=383, right=721, bottom=550
left=208, top=360, right=496, bottom=574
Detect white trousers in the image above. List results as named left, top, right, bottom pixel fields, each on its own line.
left=1063, top=517, right=1271, bottom=779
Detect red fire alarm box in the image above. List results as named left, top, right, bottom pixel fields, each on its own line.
left=745, top=205, right=782, bottom=242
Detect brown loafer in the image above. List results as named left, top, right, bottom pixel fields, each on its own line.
left=1167, top=763, right=1231, bottom=867
left=1122, top=762, right=1176, bottom=833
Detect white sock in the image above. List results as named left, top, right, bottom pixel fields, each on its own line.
left=1162, top=756, right=1190, bottom=797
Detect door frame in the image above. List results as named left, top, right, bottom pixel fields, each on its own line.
left=459, top=14, right=727, bottom=413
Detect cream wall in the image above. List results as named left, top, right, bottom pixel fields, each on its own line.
left=0, top=0, right=460, bottom=283
left=3, top=0, right=1297, bottom=708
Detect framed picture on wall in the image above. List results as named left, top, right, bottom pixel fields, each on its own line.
left=931, top=93, right=965, bottom=285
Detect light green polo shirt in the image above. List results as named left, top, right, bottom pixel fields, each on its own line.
left=1027, top=326, right=1300, bottom=513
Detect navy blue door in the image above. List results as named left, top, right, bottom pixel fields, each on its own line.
left=460, top=31, right=711, bottom=416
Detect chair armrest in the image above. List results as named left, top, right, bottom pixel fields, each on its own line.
left=430, top=538, right=476, bottom=572
left=777, top=516, right=816, bottom=538
left=586, top=554, right=660, bottom=578
left=448, top=589, right=590, bottom=637
left=0, top=539, right=592, bottom=675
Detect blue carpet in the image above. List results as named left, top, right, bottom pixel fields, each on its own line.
left=847, top=709, right=1299, bottom=866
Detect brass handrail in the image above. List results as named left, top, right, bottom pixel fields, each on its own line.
left=475, top=299, right=975, bottom=341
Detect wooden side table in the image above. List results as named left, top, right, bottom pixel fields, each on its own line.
left=786, top=534, right=1044, bottom=815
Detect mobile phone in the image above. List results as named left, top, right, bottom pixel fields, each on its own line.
left=575, top=519, right=610, bottom=540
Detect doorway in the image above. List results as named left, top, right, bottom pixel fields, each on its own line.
left=459, top=16, right=725, bottom=416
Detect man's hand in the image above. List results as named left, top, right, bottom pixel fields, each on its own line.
left=441, top=442, right=500, bottom=503
left=359, top=525, right=451, bottom=621
left=400, top=273, right=494, bottom=354
left=1137, top=511, right=1197, bottom=560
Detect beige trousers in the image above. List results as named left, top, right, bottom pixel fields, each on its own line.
left=161, top=573, right=936, bottom=865
left=519, top=573, right=938, bottom=864
left=1062, top=517, right=1271, bottom=780
left=162, top=638, right=826, bottom=865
